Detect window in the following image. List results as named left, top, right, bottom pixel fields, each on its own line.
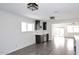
left=52, top=24, right=65, bottom=48
left=67, top=25, right=73, bottom=33
left=67, top=25, right=79, bottom=33
left=21, top=22, right=34, bottom=32
left=27, top=23, right=34, bottom=31
left=74, top=26, right=79, bottom=33
left=21, top=22, right=27, bottom=32
left=53, top=27, right=64, bottom=36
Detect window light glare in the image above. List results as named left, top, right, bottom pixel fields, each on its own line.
left=21, top=22, right=34, bottom=32
left=21, top=22, right=27, bottom=32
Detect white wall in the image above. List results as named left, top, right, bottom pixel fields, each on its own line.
left=0, top=10, right=51, bottom=55
left=0, top=10, right=36, bottom=55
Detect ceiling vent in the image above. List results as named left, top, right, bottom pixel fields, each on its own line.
left=50, top=16, right=55, bottom=20
left=27, top=3, right=39, bottom=11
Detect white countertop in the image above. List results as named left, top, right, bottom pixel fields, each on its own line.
left=35, top=30, right=49, bottom=35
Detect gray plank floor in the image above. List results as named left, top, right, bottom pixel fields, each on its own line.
left=8, top=40, right=75, bottom=55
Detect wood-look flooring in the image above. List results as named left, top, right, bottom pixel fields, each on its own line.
left=8, top=40, right=75, bottom=55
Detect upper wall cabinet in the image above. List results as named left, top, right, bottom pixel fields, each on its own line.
left=35, top=20, right=47, bottom=30
left=35, top=20, right=40, bottom=30
left=43, top=22, right=47, bottom=30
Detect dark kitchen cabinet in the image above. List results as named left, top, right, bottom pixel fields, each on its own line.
left=46, top=34, right=49, bottom=42
left=35, top=34, right=49, bottom=44
left=35, top=20, right=40, bottom=30
left=36, top=35, right=44, bottom=44
left=35, top=20, right=48, bottom=44
left=43, top=22, right=47, bottom=30
left=35, top=20, right=47, bottom=30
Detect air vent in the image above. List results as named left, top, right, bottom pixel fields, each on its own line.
left=50, top=16, right=55, bottom=20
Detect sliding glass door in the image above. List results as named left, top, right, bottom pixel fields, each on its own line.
left=52, top=23, right=75, bottom=54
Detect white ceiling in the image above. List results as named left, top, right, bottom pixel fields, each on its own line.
left=0, top=3, right=79, bottom=20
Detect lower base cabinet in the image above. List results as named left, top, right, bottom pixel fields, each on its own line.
left=35, top=34, right=49, bottom=44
